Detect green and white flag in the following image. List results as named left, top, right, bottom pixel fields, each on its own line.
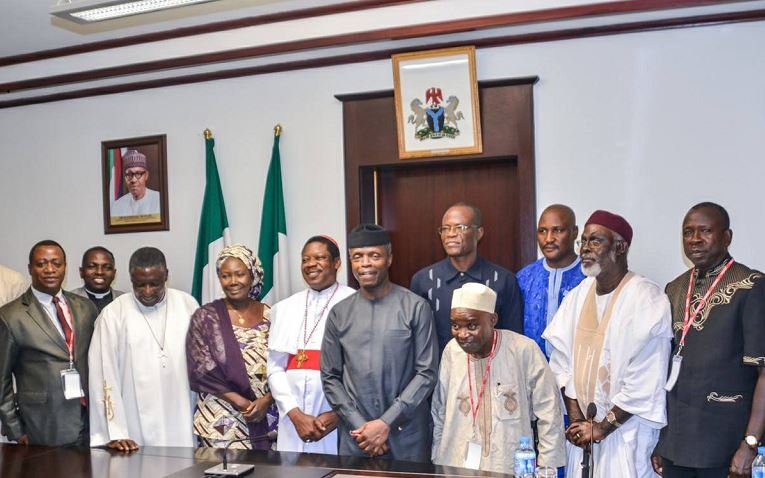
left=192, top=131, right=231, bottom=304
left=258, top=125, right=290, bottom=305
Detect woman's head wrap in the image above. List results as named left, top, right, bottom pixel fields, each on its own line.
left=216, top=244, right=264, bottom=300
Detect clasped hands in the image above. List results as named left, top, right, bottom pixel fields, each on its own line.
left=236, top=395, right=270, bottom=423
left=288, top=408, right=338, bottom=443
left=351, top=419, right=390, bottom=457
left=565, top=419, right=607, bottom=451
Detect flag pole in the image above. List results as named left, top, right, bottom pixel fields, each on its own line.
left=274, top=124, right=282, bottom=137
left=204, top=128, right=213, bottom=140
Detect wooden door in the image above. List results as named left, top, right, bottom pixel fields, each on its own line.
left=337, top=78, right=537, bottom=287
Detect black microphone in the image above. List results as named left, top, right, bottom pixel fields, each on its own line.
left=581, top=402, right=597, bottom=478
left=203, top=430, right=277, bottom=476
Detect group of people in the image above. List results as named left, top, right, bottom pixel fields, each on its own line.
left=0, top=200, right=762, bottom=478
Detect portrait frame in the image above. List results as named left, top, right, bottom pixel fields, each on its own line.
left=392, top=45, right=483, bottom=160
left=101, top=134, right=169, bottom=234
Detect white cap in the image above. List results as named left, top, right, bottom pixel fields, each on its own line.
left=451, top=283, right=496, bottom=314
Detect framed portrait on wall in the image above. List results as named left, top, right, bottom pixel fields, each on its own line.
left=101, top=134, right=169, bottom=234
left=392, top=45, right=483, bottom=160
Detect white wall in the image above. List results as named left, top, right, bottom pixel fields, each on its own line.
left=1, top=20, right=763, bottom=294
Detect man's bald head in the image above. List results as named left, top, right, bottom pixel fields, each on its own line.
left=537, top=204, right=578, bottom=268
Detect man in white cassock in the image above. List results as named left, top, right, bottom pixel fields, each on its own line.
left=268, top=236, right=355, bottom=454
left=543, top=210, right=672, bottom=478
left=89, top=247, right=199, bottom=451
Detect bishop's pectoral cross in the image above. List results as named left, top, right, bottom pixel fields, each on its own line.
left=295, top=349, right=308, bottom=368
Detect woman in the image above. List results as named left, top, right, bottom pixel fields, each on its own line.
left=186, top=244, right=278, bottom=449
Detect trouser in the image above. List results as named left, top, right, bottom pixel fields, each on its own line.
left=661, top=457, right=728, bottom=478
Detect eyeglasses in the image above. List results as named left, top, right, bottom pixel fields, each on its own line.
left=437, top=224, right=478, bottom=235
left=577, top=237, right=624, bottom=249
left=124, top=170, right=146, bottom=180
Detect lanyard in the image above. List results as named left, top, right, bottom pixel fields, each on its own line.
left=467, top=331, right=498, bottom=425
left=677, top=258, right=734, bottom=355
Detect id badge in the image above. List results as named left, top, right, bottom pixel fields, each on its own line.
left=464, top=441, right=482, bottom=469
left=664, top=355, right=683, bottom=391
left=61, top=369, right=84, bottom=400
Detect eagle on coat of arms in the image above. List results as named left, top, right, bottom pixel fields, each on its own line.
left=407, top=87, right=464, bottom=141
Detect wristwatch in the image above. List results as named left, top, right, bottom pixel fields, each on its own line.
left=744, top=435, right=759, bottom=450
left=605, top=410, right=622, bottom=429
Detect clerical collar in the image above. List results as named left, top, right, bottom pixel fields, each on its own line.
left=695, top=254, right=733, bottom=278
left=133, top=290, right=167, bottom=312
left=308, top=283, right=338, bottom=298
left=85, top=288, right=112, bottom=299
left=543, top=256, right=581, bottom=273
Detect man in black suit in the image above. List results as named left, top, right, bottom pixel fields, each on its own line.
left=0, top=240, right=98, bottom=446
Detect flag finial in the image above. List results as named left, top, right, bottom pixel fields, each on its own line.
left=274, top=124, right=282, bottom=137
left=204, top=128, right=213, bottom=140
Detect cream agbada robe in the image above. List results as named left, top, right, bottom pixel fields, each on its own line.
left=432, top=330, right=566, bottom=473
left=542, top=275, right=672, bottom=478
left=89, top=289, right=199, bottom=447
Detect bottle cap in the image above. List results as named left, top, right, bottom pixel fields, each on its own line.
left=519, top=436, right=531, bottom=447
left=758, top=446, right=765, bottom=455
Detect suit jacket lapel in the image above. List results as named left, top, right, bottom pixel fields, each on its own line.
left=22, top=289, right=69, bottom=355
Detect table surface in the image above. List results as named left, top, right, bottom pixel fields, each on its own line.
left=0, top=444, right=512, bottom=478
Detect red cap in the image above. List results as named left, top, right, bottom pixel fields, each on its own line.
left=585, top=210, right=633, bottom=245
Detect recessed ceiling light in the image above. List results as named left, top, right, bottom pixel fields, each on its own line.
left=50, top=0, right=222, bottom=23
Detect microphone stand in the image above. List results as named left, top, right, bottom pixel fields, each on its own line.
left=581, top=403, right=597, bottom=478
left=204, top=431, right=277, bottom=476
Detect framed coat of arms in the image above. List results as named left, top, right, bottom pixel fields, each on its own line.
left=392, top=46, right=483, bottom=160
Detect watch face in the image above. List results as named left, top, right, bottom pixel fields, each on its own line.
left=746, top=436, right=758, bottom=447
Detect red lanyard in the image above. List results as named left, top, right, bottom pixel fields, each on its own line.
left=467, top=331, right=498, bottom=425
left=677, top=259, right=734, bottom=354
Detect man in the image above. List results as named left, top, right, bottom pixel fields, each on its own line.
left=432, top=282, right=566, bottom=473
left=321, top=224, right=438, bottom=462
left=0, top=240, right=98, bottom=446
left=543, top=210, right=672, bottom=477
left=0, top=264, right=27, bottom=307
left=518, top=204, right=586, bottom=358
left=88, top=246, right=198, bottom=450
left=71, top=247, right=124, bottom=313
left=653, top=202, right=765, bottom=478
left=268, top=235, right=355, bottom=454
left=111, top=149, right=161, bottom=218
left=411, top=202, right=523, bottom=353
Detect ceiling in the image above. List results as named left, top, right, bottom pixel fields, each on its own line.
left=2, top=0, right=765, bottom=108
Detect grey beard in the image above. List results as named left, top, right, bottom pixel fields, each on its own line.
left=581, top=262, right=601, bottom=278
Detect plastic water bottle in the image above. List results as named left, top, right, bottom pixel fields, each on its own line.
left=753, top=446, right=765, bottom=478
left=514, top=435, right=536, bottom=478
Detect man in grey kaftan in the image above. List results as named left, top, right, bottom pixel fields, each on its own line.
left=320, top=224, right=438, bottom=463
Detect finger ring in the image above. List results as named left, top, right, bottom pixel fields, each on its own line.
left=575, top=433, right=581, bottom=439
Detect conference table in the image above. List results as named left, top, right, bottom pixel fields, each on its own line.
left=0, top=444, right=511, bottom=477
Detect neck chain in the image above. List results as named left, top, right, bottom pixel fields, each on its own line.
left=225, top=299, right=248, bottom=325
left=134, top=296, right=169, bottom=368
left=295, top=283, right=339, bottom=367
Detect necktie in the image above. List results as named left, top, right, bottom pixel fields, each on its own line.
left=52, top=296, right=73, bottom=347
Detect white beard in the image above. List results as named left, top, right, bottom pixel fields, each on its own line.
left=581, top=250, right=617, bottom=278
left=581, top=262, right=601, bottom=278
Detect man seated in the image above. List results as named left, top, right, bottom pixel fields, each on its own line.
left=432, top=282, right=566, bottom=473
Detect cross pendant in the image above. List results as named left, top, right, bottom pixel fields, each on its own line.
left=295, top=349, right=308, bottom=368
left=160, top=351, right=168, bottom=368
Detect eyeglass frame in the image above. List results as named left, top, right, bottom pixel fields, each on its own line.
left=437, top=224, right=479, bottom=236
left=124, top=170, right=147, bottom=180
left=576, top=235, right=624, bottom=250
